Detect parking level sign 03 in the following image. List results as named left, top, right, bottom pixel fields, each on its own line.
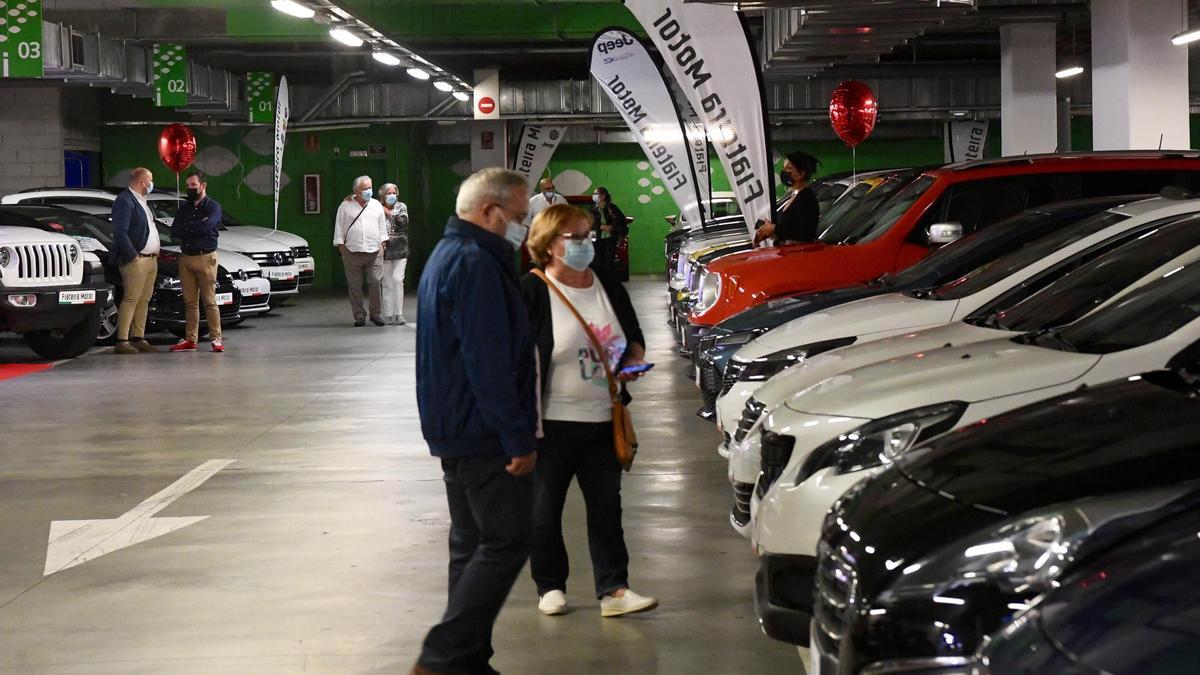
left=0, top=0, right=43, bottom=79
left=246, top=72, right=274, bottom=124
left=153, top=43, right=187, bottom=107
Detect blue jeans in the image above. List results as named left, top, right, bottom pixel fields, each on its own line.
left=419, top=455, right=534, bottom=674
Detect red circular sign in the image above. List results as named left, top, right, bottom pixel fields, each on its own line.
left=477, top=96, right=496, bottom=114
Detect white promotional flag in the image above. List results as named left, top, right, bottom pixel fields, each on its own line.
left=590, top=28, right=704, bottom=228
left=663, top=63, right=712, bottom=213
left=512, top=125, right=566, bottom=189
left=272, top=75, right=290, bottom=232
left=944, top=120, right=989, bottom=163
left=626, top=0, right=774, bottom=235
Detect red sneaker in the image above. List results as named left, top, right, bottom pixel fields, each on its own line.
left=211, top=339, right=225, bottom=353
left=170, top=339, right=197, bottom=352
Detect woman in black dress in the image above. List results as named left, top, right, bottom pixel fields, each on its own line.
left=590, top=187, right=627, bottom=277
left=753, top=151, right=821, bottom=246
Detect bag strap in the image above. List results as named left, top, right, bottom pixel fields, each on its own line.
left=532, top=268, right=620, bottom=404
left=344, top=201, right=370, bottom=240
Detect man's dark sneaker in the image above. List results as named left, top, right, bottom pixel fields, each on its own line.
left=370, top=315, right=386, bottom=326
left=354, top=318, right=366, bottom=327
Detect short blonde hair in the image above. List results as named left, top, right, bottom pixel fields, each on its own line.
left=527, top=204, right=590, bottom=267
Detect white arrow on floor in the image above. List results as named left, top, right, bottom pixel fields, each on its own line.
left=44, top=459, right=236, bottom=576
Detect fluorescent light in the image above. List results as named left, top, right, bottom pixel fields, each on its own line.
left=406, top=67, right=430, bottom=80
left=329, top=28, right=364, bottom=47
left=372, top=51, right=401, bottom=66
left=452, top=91, right=470, bottom=102
left=433, top=80, right=454, bottom=92
left=271, top=0, right=315, bottom=19
left=1173, top=28, right=1200, bottom=45
left=1055, top=66, right=1084, bottom=79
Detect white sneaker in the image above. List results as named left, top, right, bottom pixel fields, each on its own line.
left=600, top=589, right=658, bottom=617
left=538, top=590, right=568, bottom=616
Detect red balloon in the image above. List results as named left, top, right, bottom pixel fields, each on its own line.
left=829, top=81, right=878, bottom=148
left=158, top=123, right=197, bottom=174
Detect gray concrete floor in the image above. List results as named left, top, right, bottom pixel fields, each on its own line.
left=0, top=280, right=803, bottom=674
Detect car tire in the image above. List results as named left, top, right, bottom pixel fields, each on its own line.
left=22, top=307, right=102, bottom=360
left=95, top=300, right=118, bottom=346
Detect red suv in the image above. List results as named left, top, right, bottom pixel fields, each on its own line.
left=687, top=152, right=1200, bottom=332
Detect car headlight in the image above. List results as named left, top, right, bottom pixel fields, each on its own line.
left=69, top=244, right=81, bottom=263
left=0, top=247, right=10, bottom=268
left=713, top=330, right=758, bottom=349
left=797, top=401, right=965, bottom=484
left=696, top=271, right=721, bottom=312
left=156, top=276, right=182, bottom=290
left=737, top=336, right=857, bottom=383
left=879, top=488, right=1189, bottom=602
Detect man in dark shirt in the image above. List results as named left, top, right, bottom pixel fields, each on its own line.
left=169, top=171, right=226, bottom=353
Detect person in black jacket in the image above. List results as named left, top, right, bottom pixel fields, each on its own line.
left=169, top=171, right=225, bottom=353
left=753, top=151, right=821, bottom=246
left=412, top=168, right=537, bottom=675
left=520, top=203, right=657, bottom=619
left=590, top=187, right=627, bottom=278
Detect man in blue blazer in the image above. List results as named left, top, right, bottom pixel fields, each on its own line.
left=111, top=167, right=162, bottom=354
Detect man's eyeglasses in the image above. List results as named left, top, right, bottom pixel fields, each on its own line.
left=557, top=232, right=592, bottom=243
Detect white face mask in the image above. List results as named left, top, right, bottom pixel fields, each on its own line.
left=504, top=219, right=528, bottom=250
left=543, top=190, right=555, bottom=200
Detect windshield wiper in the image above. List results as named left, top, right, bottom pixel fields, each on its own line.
left=867, top=274, right=892, bottom=288
left=1034, top=328, right=1077, bottom=352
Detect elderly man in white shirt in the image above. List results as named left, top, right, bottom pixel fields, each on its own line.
left=526, top=177, right=566, bottom=226
left=334, top=175, right=390, bottom=327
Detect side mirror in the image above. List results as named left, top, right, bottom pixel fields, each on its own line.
left=927, top=222, right=964, bottom=245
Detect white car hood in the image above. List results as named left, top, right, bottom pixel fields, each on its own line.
left=739, top=293, right=961, bottom=360
left=783, top=337, right=1101, bottom=419
left=210, top=230, right=289, bottom=254
left=225, top=225, right=308, bottom=248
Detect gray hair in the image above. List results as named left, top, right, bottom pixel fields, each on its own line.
left=353, top=175, right=372, bottom=191
left=455, top=168, right=528, bottom=216
left=379, top=182, right=398, bottom=196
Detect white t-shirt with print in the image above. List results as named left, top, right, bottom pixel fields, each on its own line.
left=543, top=275, right=626, bottom=424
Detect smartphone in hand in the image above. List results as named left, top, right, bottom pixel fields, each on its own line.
left=619, top=363, right=655, bottom=376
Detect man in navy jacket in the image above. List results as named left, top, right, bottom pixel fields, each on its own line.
left=169, top=171, right=225, bottom=353
left=111, top=167, right=162, bottom=354
left=412, top=168, right=536, bottom=675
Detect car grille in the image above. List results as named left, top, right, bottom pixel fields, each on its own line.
left=814, top=541, right=856, bottom=643
left=734, top=398, right=767, bottom=444
left=721, top=360, right=748, bottom=397
left=299, top=269, right=314, bottom=283
left=269, top=277, right=299, bottom=293
left=731, top=481, right=754, bottom=527
left=11, top=243, right=76, bottom=282
left=755, top=432, right=796, bottom=499
left=248, top=250, right=295, bottom=267
left=241, top=293, right=269, bottom=309
left=291, top=246, right=311, bottom=259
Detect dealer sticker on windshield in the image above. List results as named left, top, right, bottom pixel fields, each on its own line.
left=58, top=290, right=96, bottom=305
left=216, top=293, right=234, bottom=306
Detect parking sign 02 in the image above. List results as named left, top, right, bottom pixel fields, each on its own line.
left=153, top=43, right=188, bottom=107
left=0, top=0, right=43, bottom=79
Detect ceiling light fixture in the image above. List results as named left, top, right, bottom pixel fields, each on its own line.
left=270, top=0, right=315, bottom=19
left=452, top=91, right=470, bottom=102
left=1055, top=65, right=1084, bottom=79
left=372, top=51, right=401, bottom=66
left=433, top=80, right=454, bottom=92
left=329, top=27, right=364, bottom=47
left=1172, top=28, right=1200, bottom=45
left=406, top=67, right=430, bottom=81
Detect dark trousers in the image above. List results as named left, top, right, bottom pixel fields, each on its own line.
left=419, top=455, right=534, bottom=674
left=592, top=237, right=618, bottom=278
left=531, top=420, right=630, bottom=599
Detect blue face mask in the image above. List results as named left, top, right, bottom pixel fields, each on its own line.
left=361, top=188, right=373, bottom=201
left=385, top=194, right=398, bottom=206
left=146, top=181, right=154, bottom=194
left=504, top=219, right=528, bottom=251
left=559, top=238, right=595, bottom=271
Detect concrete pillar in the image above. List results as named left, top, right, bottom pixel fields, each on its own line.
left=1092, top=0, right=1190, bottom=150
left=1000, top=23, right=1059, bottom=156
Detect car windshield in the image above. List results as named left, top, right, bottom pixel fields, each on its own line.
left=820, top=174, right=932, bottom=245
left=817, top=181, right=876, bottom=234
left=931, top=211, right=1131, bottom=301
left=29, top=211, right=116, bottom=246
left=992, top=214, right=1200, bottom=332
left=1036, top=259, right=1200, bottom=354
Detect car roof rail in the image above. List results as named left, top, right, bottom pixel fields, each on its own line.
left=948, top=150, right=1200, bottom=172
left=1159, top=185, right=1200, bottom=200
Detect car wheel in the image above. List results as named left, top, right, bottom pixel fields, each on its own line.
left=22, top=307, right=102, bottom=360
left=95, top=301, right=118, bottom=346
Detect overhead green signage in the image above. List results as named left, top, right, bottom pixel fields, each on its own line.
left=0, top=0, right=43, bottom=79
left=246, top=71, right=274, bottom=124
left=153, top=43, right=187, bottom=107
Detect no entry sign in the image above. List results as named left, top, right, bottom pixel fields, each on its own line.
left=477, top=97, right=496, bottom=115
left=473, top=69, right=499, bottom=119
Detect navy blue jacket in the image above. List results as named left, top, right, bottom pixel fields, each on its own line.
left=110, top=188, right=153, bottom=265
left=416, top=216, right=537, bottom=459
left=172, top=195, right=223, bottom=254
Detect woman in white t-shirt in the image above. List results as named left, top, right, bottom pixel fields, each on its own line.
left=520, top=204, right=657, bottom=618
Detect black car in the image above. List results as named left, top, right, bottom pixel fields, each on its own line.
left=0, top=206, right=242, bottom=342
left=979, top=502, right=1200, bottom=674
left=693, top=194, right=1144, bottom=419
left=811, top=359, right=1200, bottom=674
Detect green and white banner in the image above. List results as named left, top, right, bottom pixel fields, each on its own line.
left=246, top=72, right=274, bottom=124
left=0, top=0, right=43, bottom=79
left=153, top=43, right=187, bottom=107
